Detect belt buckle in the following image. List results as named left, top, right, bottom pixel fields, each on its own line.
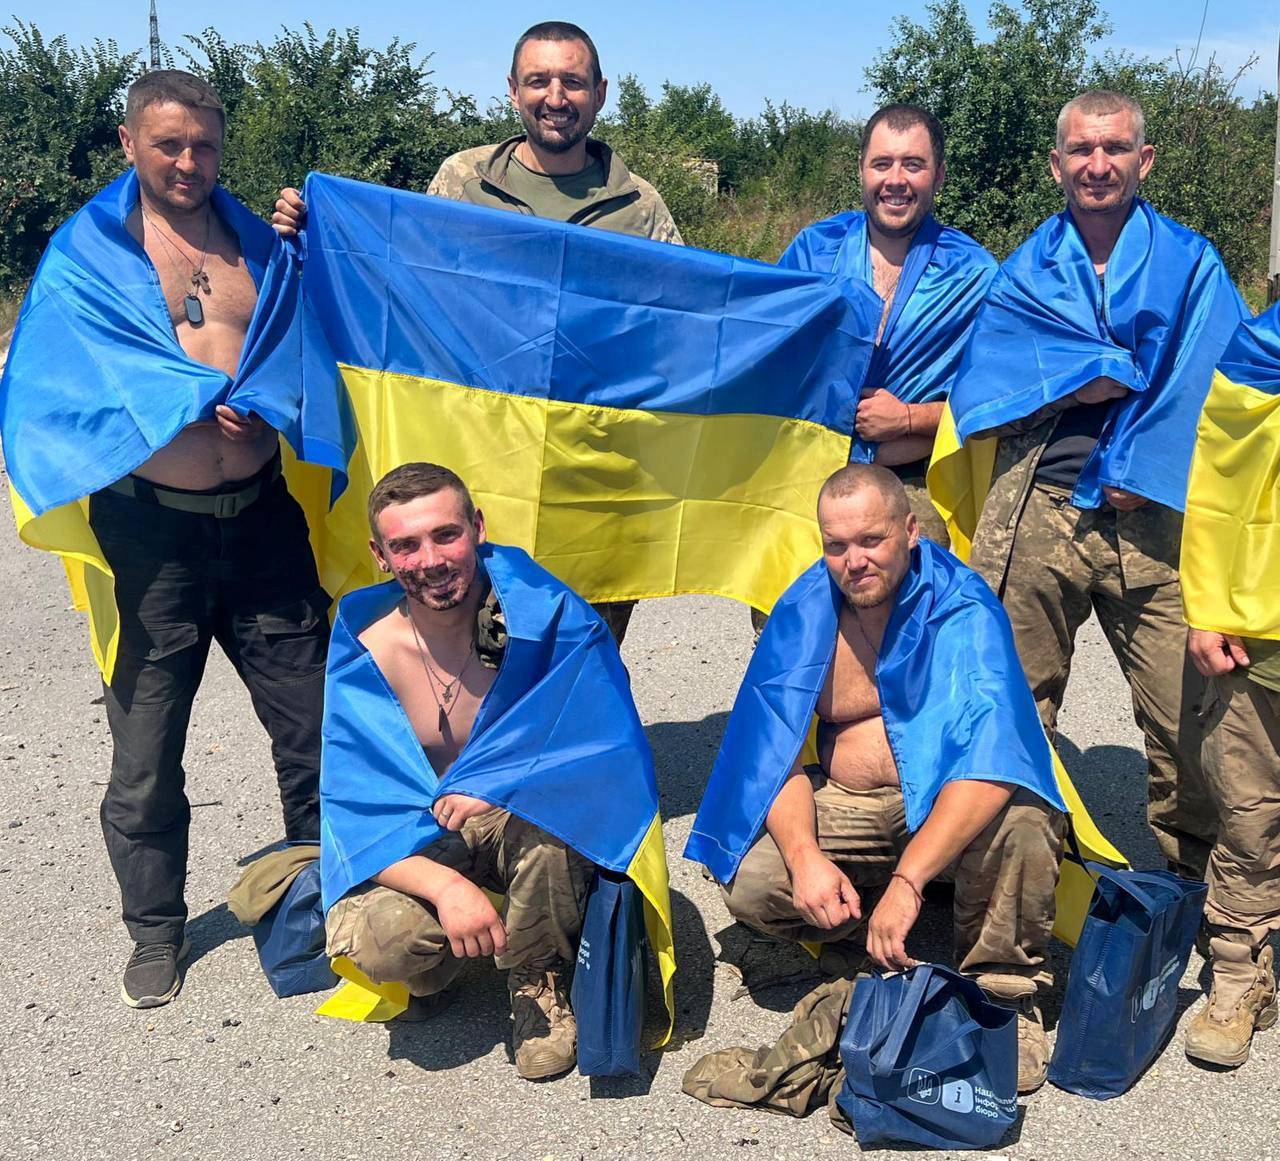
left=212, top=492, right=241, bottom=519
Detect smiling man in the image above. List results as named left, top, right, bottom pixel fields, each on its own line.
left=319, top=463, right=672, bottom=1080
left=686, top=463, right=1067, bottom=1093
left=947, top=90, right=1248, bottom=880
left=778, top=105, right=997, bottom=546
left=274, top=22, right=681, bottom=647
left=0, top=69, right=338, bottom=1010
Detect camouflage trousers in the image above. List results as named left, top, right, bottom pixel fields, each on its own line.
left=721, top=775, right=1065, bottom=994
left=325, top=809, right=592, bottom=996
left=1200, top=671, right=1280, bottom=961
left=998, top=484, right=1215, bottom=878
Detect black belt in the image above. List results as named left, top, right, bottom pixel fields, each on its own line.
left=105, top=456, right=282, bottom=519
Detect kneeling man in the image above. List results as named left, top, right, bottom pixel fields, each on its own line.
left=319, top=463, right=671, bottom=1079
left=686, top=464, right=1067, bottom=1092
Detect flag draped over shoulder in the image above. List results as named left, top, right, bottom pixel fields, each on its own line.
left=0, top=169, right=352, bottom=680
left=779, top=212, right=996, bottom=463
left=1183, top=305, right=1280, bottom=639
left=293, top=172, right=881, bottom=611
left=319, top=541, right=675, bottom=1035
left=942, top=199, right=1247, bottom=513
left=683, top=539, right=1121, bottom=945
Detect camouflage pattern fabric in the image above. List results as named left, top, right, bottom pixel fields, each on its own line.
left=1201, top=671, right=1280, bottom=970
left=325, top=809, right=592, bottom=996
left=721, top=774, right=1064, bottom=995
left=682, top=974, right=858, bottom=1118
left=427, top=136, right=683, bottom=245
left=978, top=481, right=1214, bottom=879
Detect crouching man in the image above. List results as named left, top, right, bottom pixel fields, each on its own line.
left=319, top=463, right=672, bottom=1079
left=686, top=464, right=1067, bottom=1093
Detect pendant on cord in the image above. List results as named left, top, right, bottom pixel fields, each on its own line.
left=184, top=294, right=204, bottom=326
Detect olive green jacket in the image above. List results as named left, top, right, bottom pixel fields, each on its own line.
left=426, top=135, right=684, bottom=244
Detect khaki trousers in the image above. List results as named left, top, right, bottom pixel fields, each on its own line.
left=721, top=776, right=1065, bottom=994
left=1201, top=672, right=1280, bottom=955
left=997, top=485, right=1215, bottom=877
left=325, top=809, right=592, bottom=996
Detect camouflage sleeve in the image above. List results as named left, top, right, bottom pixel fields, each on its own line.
left=426, top=154, right=468, bottom=201
left=651, top=198, right=685, bottom=247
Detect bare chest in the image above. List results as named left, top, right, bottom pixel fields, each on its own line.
left=816, top=613, right=882, bottom=725
left=366, top=632, right=497, bottom=775
left=142, top=227, right=258, bottom=379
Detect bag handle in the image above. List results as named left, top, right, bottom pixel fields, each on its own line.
left=1090, top=864, right=1160, bottom=914
left=868, top=968, right=984, bottom=1077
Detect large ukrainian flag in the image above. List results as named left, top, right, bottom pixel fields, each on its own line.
left=319, top=543, right=677, bottom=1039
left=1183, top=304, right=1280, bottom=637
left=0, top=170, right=351, bottom=683
left=289, top=173, right=881, bottom=610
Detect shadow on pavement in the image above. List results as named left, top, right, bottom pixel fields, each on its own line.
left=1055, top=735, right=1162, bottom=867
left=646, top=712, right=729, bottom=822
left=185, top=902, right=248, bottom=969
left=381, top=887, right=717, bottom=1086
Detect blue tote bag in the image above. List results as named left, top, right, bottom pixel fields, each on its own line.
left=836, top=964, right=1018, bottom=1150
left=571, top=869, right=647, bottom=1077
left=1048, top=863, right=1207, bottom=1098
left=251, top=860, right=339, bottom=999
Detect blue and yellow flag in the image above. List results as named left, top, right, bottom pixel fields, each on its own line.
left=685, top=539, right=1065, bottom=884
left=943, top=199, right=1247, bottom=513
left=0, top=169, right=352, bottom=680
left=779, top=212, right=997, bottom=463
left=319, top=541, right=675, bottom=1037
left=1183, top=304, right=1280, bottom=638
left=292, top=172, right=881, bottom=612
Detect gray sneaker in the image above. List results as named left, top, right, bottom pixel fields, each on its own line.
left=121, top=938, right=190, bottom=1009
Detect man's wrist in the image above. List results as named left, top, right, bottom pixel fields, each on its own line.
left=784, top=843, right=828, bottom=877
left=888, top=870, right=925, bottom=905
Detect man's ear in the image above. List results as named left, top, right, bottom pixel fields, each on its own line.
left=1137, top=143, right=1155, bottom=181
left=473, top=507, right=487, bottom=545
left=369, top=536, right=391, bottom=573
left=118, top=123, right=135, bottom=163
left=905, top=510, right=920, bottom=550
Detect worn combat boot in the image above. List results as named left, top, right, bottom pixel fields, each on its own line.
left=982, top=975, right=1048, bottom=1094
left=509, top=964, right=577, bottom=1080
left=1185, top=944, right=1277, bottom=1068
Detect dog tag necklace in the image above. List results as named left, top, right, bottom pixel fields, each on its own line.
left=408, top=610, right=476, bottom=733
left=142, top=205, right=211, bottom=325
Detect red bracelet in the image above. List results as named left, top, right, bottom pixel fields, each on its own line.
left=904, top=400, right=913, bottom=438
left=890, top=871, right=924, bottom=904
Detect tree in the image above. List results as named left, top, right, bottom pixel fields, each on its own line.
left=182, top=24, right=495, bottom=215
left=0, top=21, right=136, bottom=287
left=865, top=0, right=1272, bottom=292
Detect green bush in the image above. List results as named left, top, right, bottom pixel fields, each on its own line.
left=0, top=9, right=1270, bottom=298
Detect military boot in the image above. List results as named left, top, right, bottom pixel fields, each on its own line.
left=509, top=964, right=577, bottom=1080
left=1185, top=944, right=1277, bottom=1068
left=982, top=975, right=1049, bottom=1094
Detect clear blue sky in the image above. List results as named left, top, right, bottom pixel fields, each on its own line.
left=9, top=0, right=1276, bottom=118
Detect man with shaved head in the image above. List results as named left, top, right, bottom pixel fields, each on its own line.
left=947, top=91, right=1246, bottom=883
left=688, top=464, right=1068, bottom=1092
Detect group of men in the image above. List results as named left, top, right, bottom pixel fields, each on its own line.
left=3, top=17, right=1277, bottom=1099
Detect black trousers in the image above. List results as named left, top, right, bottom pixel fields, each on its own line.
left=88, top=470, right=329, bottom=945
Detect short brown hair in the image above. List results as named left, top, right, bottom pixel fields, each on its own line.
left=818, top=463, right=911, bottom=520
left=860, top=103, right=946, bottom=168
left=1056, top=90, right=1145, bottom=151
left=125, top=69, right=225, bottom=133
left=367, top=463, right=476, bottom=539
left=511, top=21, right=602, bottom=86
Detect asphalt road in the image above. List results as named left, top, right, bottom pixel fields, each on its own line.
left=0, top=469, right=1276, bottom=1161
